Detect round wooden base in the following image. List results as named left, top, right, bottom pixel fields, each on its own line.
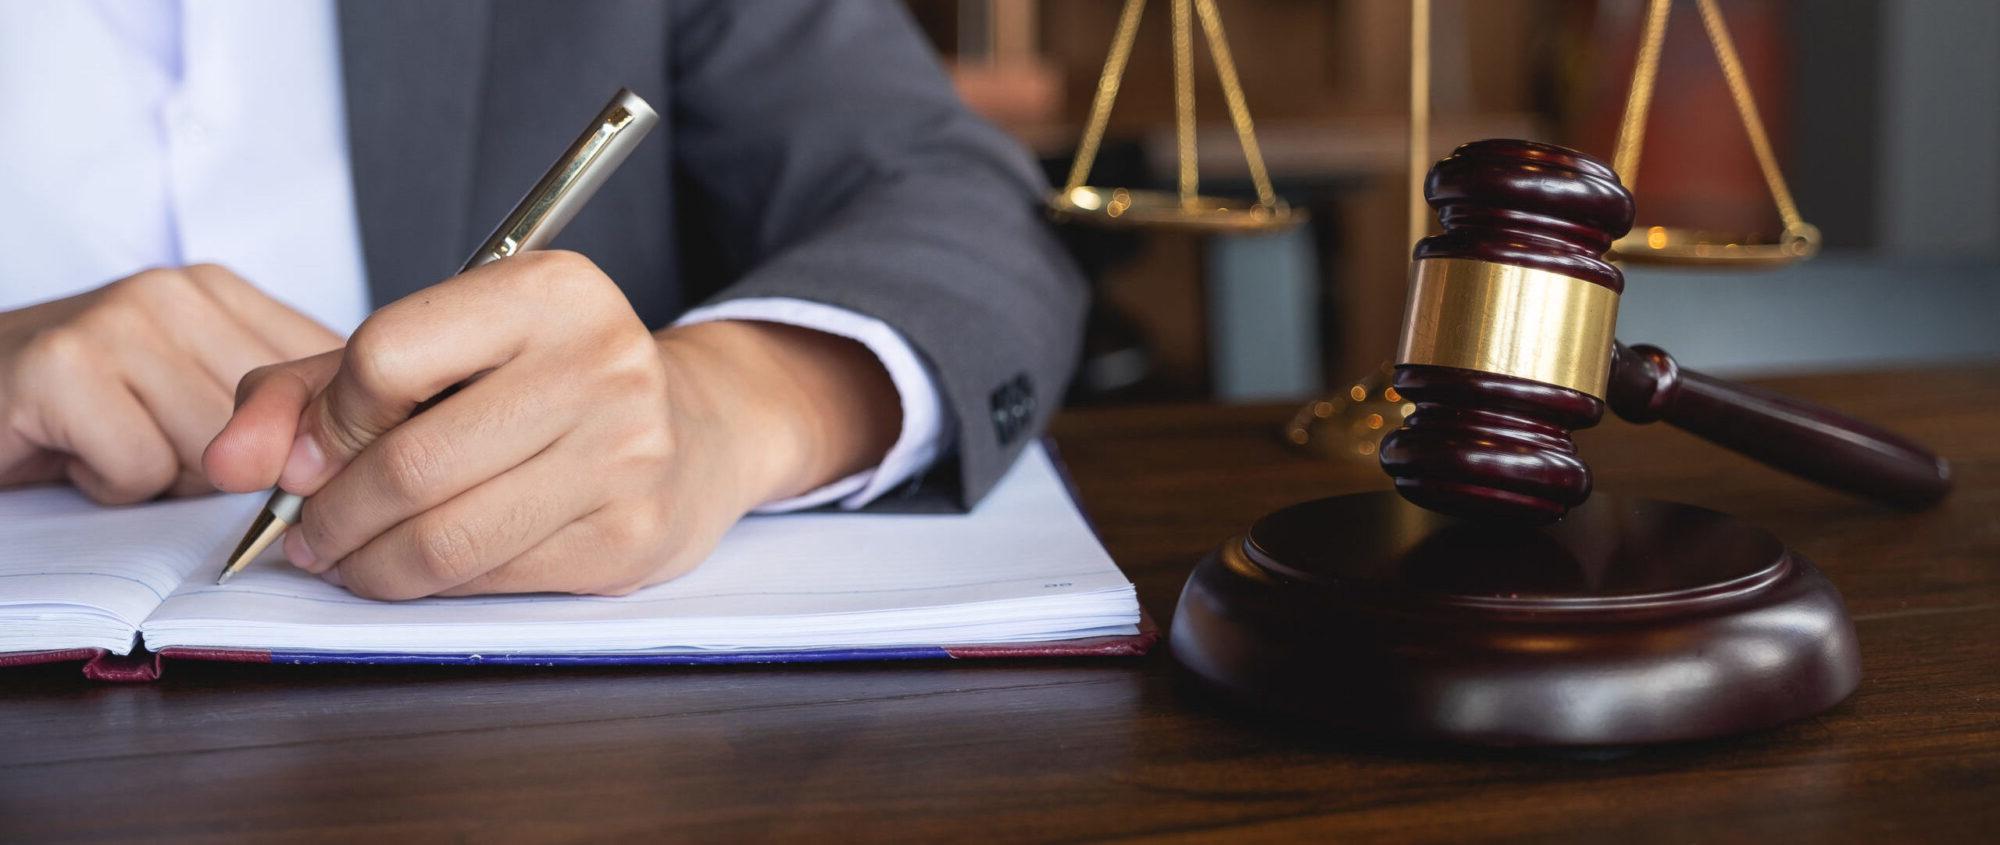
left=1170, top=492, right=1860, bottom=747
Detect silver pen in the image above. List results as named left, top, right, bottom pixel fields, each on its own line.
left=218, top=88, right=660, bottom=584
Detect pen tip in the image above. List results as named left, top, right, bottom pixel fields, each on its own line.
left=219, top=508, right=290, bottom=585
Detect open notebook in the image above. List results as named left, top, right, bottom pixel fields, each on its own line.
left=0, top=444, right=1149, bottom=680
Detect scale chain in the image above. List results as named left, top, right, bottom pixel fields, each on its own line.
left=1061, top=0, right=1147, bottom=196
left=1172, top=0, right=1198, bottom=207
left=1193, top=0, right=1278, bottom=210
left=1611, top=0, right=1808, bottom=238
left=1694, top=0, right=1805, bottom=234
left=1611, top=0, right=1672, bottom=191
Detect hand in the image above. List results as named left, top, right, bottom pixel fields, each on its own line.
left=0, top=265, right=341, bottom=503
left=204, top=251, right=900, bottom=599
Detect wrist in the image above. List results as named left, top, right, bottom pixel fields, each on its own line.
left=653, top=320, right=900, bottom=505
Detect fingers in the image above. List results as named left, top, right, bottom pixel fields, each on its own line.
left=436, top=503, right=701, bottom=597
left=6, top=320, right=178, bottom=503
left=278, top=255, right=567, bottom=496
left=289, top=363, right=575, bottom=569
left=56, top=379, right=180, bottom=505
left=182, top=264, right=345, bottom=358
left=119, top=340, right=236, bottom=483
left=167, top=466, right=217, bottom=498
left=1, top=264, right=347, bottom=504
left=203, top=351, right=342, bottom=493
left=325, top=439, right=602, bottom=600
left=172, top=306, right=292, bottom=397
left=107, top=268, right=288, bottom=394
left=213, top=251, right=676, bottom=599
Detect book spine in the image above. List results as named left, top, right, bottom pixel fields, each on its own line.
left=80, top=648, right=165, bottom=682
left=0, top=647, right=105, bottom=669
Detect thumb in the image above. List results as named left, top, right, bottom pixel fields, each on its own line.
left=277, top=344, right=443, bottom=497
left=203, top=350, right=343, bottom=493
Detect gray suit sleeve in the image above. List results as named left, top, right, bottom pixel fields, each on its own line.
left=667, top=0, right=1087, bottom=508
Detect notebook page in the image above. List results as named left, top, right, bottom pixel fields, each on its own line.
left=141, top=444, right=1139, bottom=654
left=0, top=486, right=260, bottom=654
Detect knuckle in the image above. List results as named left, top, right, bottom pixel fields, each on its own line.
left=412, top=518, right=484, bottom=587
left=125, top=469, right=177, bottom=502
left=182, top=262, right=238, bottom=284
left=597, top=505, right=663, bottom=555
left=609, top=334, right=667, bottom=376
left=622, top=424, right=675, bottom=468
left=78, top=288, right=143, bottom=332
left=20, top=325, right=99, bottom=377
left=594, top=339, right=669, bottom=401
left=85, top=302, right=149, bottom=340
left=103, top=268, right=159, bottom=294
left=91, top=453, right=179, bottom=505
left=341, top=324, right=407, bottom=401
left=297, top=500, right=346, bottom=559
left=233, top=362, right=284, bottom=406
left=114, top=267, right=196, bottom=301
left=312, top=394, right=377, bottom=464
left=376, top=430, right=451, bottom=504
left=519, top=249, right=618, bottom=302
left=525, top=248, right=595, bottom=276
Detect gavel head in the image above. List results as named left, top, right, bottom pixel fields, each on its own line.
left=1378, top=140, right=1635, bottom=523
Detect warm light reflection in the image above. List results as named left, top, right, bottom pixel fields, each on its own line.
left=1286, top=362, right=1403, bottom=465
left=1219, top=542, right=1277, bottom=583
left=1646, top=225, right=1668, bottom=249
left=1500, top=634, right=1581, bottom=653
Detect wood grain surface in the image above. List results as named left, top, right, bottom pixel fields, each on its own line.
left=3, top=366, right=1996, bottom=843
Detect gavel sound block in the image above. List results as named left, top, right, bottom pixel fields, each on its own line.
left=1169, top=140, right=1951, bottom=746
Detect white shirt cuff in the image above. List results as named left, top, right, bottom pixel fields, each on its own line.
left=672, top=297, right=951, bottom=512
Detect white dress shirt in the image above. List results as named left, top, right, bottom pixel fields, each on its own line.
left=0, top=0, right=945, bottom=511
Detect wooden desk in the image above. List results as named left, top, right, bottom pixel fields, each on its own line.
left=3, top=366, right=1996, bottom=842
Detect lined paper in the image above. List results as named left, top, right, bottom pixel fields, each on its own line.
left=0, top=444, right=1137, bottom=657
left=141, top=445, right=1137, bottom=653
left=0, top=487, right=262, bottom=654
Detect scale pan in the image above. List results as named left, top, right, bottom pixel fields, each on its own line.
left=1608, top=223, right=1820, bottom=268
left=1047, top=187, right=1302, bottom=234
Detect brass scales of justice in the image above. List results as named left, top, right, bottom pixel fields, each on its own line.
left=1049, top=0, right=1951, bottom=746
left=1288, top=0, right=1828, bottom=459
left=1045, top=0, right=1301, bottom=234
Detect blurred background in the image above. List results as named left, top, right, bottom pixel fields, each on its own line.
left=904, top=0, right=2000, bottom=405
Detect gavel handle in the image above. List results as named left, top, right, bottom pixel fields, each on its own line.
left=1607, top=343, right=1952, bottom=509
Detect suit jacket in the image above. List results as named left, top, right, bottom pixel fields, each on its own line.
left=336, top=0, right=1086, bottom=507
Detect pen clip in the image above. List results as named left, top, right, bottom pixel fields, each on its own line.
left=489, top=106, right=638, bottom=260
left=463, top=89, right=658, bottom=272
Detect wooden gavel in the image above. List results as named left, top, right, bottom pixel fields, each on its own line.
left=1379, top=140, right=1952, bottom=523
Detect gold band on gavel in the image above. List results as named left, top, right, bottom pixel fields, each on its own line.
left=1395, top=258, right=1620, bottom=398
